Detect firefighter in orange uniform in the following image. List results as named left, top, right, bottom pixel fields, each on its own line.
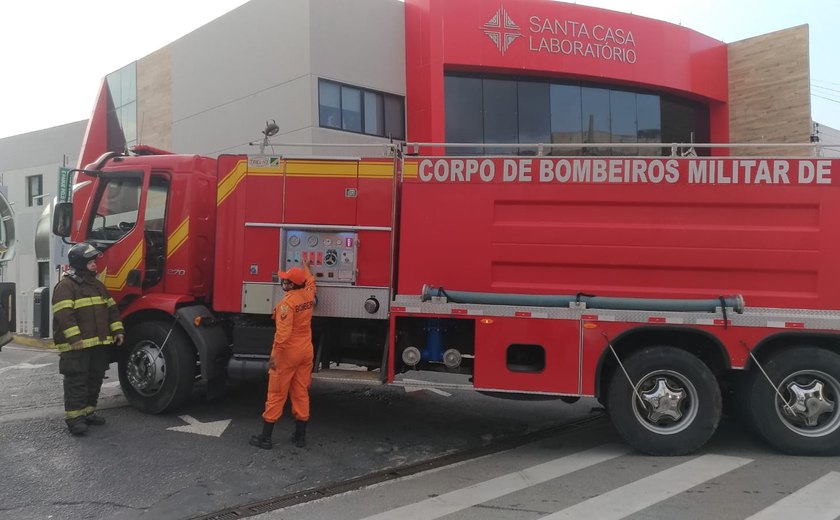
left=250, top=258, right=316, bottom=450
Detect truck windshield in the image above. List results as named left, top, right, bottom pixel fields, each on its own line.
left=88, top=175, right=142, bottom=244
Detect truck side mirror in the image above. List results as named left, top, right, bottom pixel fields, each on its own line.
left=52, top=202, right=73, bottom=237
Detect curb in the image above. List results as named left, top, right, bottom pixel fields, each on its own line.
left=12, top=335, right=56, bottom=350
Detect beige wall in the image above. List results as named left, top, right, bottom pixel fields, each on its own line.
left=727, top=25, right=813, bottom=156
left=137, top=47, right=173, bottom=151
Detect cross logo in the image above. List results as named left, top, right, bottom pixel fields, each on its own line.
left=482, top=6, right=522, bottom=55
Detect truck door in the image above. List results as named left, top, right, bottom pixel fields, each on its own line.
left=85, top=166, right=151, bottom=302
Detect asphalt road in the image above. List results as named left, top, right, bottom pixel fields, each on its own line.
left=0, top=344, right=599, bottom=520
left=250, top=419, right=840, bottom=520
left=3, top=343, right=839, bottom=520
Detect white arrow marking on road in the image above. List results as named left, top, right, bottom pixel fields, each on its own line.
left=401, top=379, right=452, bottom=397
left=405, top=387, right=452, bottom=397
left=166, top=415, right=231, bottom=437
left=0, top=362, right=52, bottom=375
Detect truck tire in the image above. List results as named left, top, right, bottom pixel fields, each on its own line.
left=743, top=347, right=840, bottom=455
left=606, top=346, right=721, bottom=455
left=118, top=320, right=196, bottom=414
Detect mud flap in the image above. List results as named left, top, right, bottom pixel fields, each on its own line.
left=175, top=305, right=231, bottom=400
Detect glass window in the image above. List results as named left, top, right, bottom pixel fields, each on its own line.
left=550, top=84, right=583, bottom=155
left=104, top=64, right=137, bottom=152
left=445, top=76, right=484, bottom=154
left=518, top=81, right=550, bottom=153
left=443, top=73, right=710, bottom=157
left=88, top=176, right=142, bottom=243
left=319, top=79, right=405, bottom=138
left=341, top=86, right=362, bottom=133
left=384, top=95, right=405, bottom=140
left=319, top=81, right=341, bottom=128
left=636, top=94, right=661, bottom=155
left=364, top=91, right=384, bottom=136
left=121, top=64, right=136, bottom=106
left=661, top=97, right=709, bottom=154
left=581, top=87, right=611, bottom=155
left=483, top=78, right=517, bottom=154
left=145, top=178, right=169, bottom=230
left=122, top=102, right=137, bottom=144
left=106, top=74, right=122, bottom=111
left=26, top=175, right=43, bottom=207
left=144, top=176, right=170, bottom=287
left=610, top=90, right=637, bottom=155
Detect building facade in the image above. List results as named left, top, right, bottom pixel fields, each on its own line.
left=0, top=0, right=827, bottom=336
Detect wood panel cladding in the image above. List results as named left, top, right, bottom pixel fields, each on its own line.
left=137, top=47, right=173, bottom=151
left=728, top=25, right=812, bottom=156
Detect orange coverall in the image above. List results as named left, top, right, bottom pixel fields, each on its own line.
left=262, top=265, right=316, bottom=423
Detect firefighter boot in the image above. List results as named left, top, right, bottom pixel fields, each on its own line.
left=66, top=417, right=88, bottom=436
left=84, top=413, right=106, bottom=426
left=292, top=420, right=307, bottom=448
left=249, top=420, right=275, bottom=450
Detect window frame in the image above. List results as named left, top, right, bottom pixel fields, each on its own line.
left=26, top=174, right=43, bottom=207
left=318, top=79, right=405, bottom=140
left=443, top=72, right=709, bottom=156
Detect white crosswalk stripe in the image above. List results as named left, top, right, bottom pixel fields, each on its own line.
left=744, top=472, right=840, bottom=520
left=539, top=454, right=752, bottom=520
left=359, top=444, right=630, bottom=520
left=255, top=442, right=840, bottom=520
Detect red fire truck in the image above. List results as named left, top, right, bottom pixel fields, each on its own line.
left=52, top=142, right=840, bottom=456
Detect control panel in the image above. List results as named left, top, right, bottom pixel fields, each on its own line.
left=281, top=230, right=358, bottom=284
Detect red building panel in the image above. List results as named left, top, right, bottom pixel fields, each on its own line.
left=405, top=0, right=729, bottom=143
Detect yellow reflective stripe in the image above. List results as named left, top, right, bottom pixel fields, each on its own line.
left=55, top=336, right=116, bottom=352
left=106, top=297, right=117, bottom=307
left=167, top=217, right=190, bottom=258
left=104, top=242, right=143, bottom=292
left=63, top=325, right=81, bottom=337
left=110, top=321, right=124, bottom=332
left=74, top=296, right=108, bottom=309
left=53, top=300, right=75, bottom=312
left=217, top=160, right=248, bottom=205
left=82, top=406, right=96, bottom=415
left=66, top=409, right=87, bottom=419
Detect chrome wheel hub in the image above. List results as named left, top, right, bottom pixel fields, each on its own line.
left=641, top=378, right=687, bottom=422
left=126, top=342, right=166, bottom=396
left=632, top=370, right=698, bottom=435
left=776, top=370, right=839, bottom=436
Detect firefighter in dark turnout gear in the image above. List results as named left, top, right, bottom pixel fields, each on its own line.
left=52, top=243, right=125, bottom=435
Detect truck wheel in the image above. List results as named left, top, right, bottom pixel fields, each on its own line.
left=743, top=347, right=840, bottom=455
left=118, top=320, right=196, bottom=414
left=606, top=346, right=721, bottom=455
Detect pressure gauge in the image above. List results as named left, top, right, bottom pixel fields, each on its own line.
left=288, top=235, right=300, bottom=247
left=307, top=235, right=319, bottom=247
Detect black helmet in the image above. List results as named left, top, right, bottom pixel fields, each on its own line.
left=68, top=243, right=101, bottom=271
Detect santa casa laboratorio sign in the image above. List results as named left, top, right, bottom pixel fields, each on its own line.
left=481, top=6, right=637, bottom=64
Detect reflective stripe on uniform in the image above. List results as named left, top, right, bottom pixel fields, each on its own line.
left=74, top=296, right=108, bottom=309
left=106, top=297, right=117, bottom=307
left=63, top=325, right=81, bottom=338
left=110, top=321, right=124, bottom=332
left=65, top=409, right=87, bottom=419
left=53, top=300, right=75, bottom=312
left=55, top=335, right=116, bottom=352
left=82, top=406, right=96, bottom=415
